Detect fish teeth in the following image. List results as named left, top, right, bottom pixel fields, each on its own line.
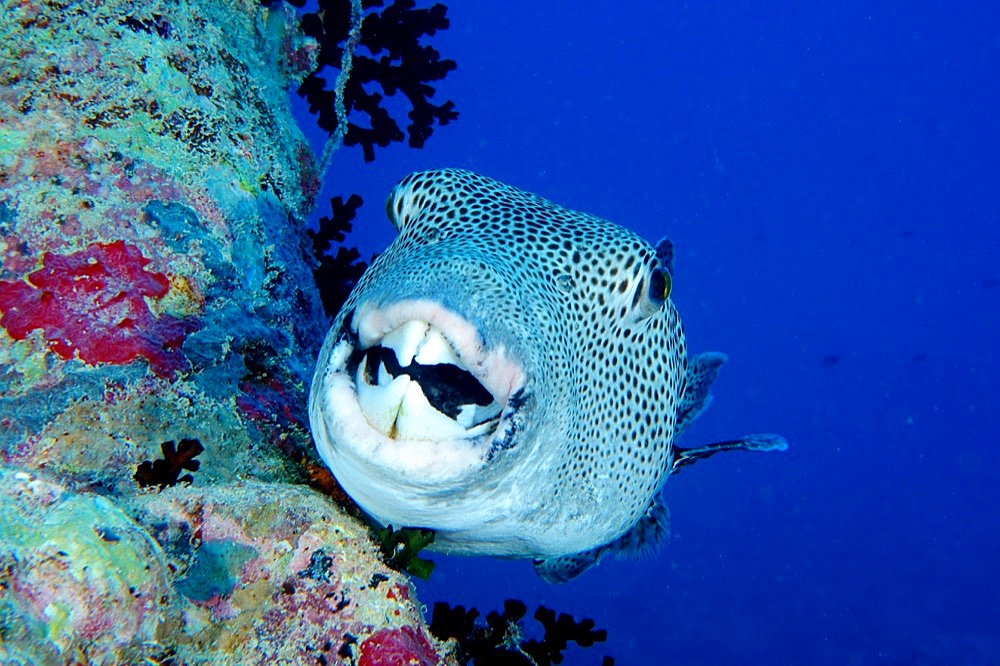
left=455, top=402, right=502, bottom=429
left=355, top=342, right=492, bottom=441
left=377, top=359, right=392, bottom=386
left=394, top=381, right=469, bottom=440
left=356, top=355, right=409, bottom=433
left=414, top=326, right=463, bottom=367
left=357, top=319, right=498, bottom=440
left=379, top=320, right=465, bottom=370
left=379, top=320, right=430, bottom=368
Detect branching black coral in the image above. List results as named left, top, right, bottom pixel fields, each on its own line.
left=308, top=194, right=370, bottom=317
left=430, top=599, right=613, bottom=665
left=297, top=0, right=458, bottom=161
left=134, top=438, right=204, bottom=490
left=310, top=193, right=364, bottom=252
left=523, top=606, right=610, bottom=665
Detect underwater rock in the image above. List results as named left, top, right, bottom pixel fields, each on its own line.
left=0, top=0, right=325, bottom=474
left=0, top=467, right=178, bottom=663
left=0, top=1, right=452, bottom=662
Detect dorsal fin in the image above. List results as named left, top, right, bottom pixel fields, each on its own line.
left=676, top=352, right=728, bottom=435
left=654, top=236, right=675, bottom=275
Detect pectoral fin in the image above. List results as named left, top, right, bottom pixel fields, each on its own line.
left=671, top=433, right=789, bottom=474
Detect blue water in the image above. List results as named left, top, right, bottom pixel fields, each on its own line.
left=297, top=2, right=1000, bottom=663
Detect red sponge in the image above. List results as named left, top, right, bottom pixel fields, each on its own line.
left=0, top=241, right=198, bottom=378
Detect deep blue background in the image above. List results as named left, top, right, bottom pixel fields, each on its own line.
left=295, top=2, right=1000, bottom=663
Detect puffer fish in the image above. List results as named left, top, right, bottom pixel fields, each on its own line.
left=309, top=169, right=787, bottom=583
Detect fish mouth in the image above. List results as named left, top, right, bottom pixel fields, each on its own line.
left=337, top=300, right=525, bottom=448
left=347, top=320, right=504, bottom=441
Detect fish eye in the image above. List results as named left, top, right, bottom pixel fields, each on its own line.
left=648, top=268, right=671, bottom=306
left=630, top=265, right=671, bottom=319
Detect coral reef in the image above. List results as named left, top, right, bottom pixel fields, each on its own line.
left=1, top=468, right=452, bottom=664
left=0, top=241, right=199, bottom=378
left=0, top=0, right=453, bottom=662
left=0, top=467, right=177, bottom=664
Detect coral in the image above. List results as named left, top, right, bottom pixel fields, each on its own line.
left=430, top=599, right=613, bottom=665
left=524, top=606, right=610, bottom=665
left=134, top=437, right=205, bottom=489
left=297, top=0, right=459, bottom=161
left=0, top=467, right=179, bottom=663
left=235, top=335, right=316, bottom=474
left=1, top=468, right=454, bottom=664
left=310, top=193, right=365, bottom=253
left=131, top=481, right=451, bottom=663
left=308, top=193, right=371, bottom=317
left=0, top=241, right=199, bottom=378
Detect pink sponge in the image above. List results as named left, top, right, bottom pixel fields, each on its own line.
left=0, top=241, right=198, bottom=378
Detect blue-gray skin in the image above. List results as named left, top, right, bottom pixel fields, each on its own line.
left=309, top=169, right=787, bottom=583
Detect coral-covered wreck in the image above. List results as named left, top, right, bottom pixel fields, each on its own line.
left=0, top=0, right=453, bottom=663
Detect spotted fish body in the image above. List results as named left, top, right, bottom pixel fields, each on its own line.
left=309, top=169, right=786, bottom=582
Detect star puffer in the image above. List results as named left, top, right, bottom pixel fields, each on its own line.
left=309, top=169, right=786, bottom=582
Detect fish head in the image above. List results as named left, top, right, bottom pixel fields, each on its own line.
left=309, top=169, right=685, bottom=558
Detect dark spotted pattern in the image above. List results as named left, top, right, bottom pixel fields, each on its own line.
left=331, top=169, right=687, bottom=548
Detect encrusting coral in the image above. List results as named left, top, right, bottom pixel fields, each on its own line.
left=0, top=241, right=199, bottom=379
